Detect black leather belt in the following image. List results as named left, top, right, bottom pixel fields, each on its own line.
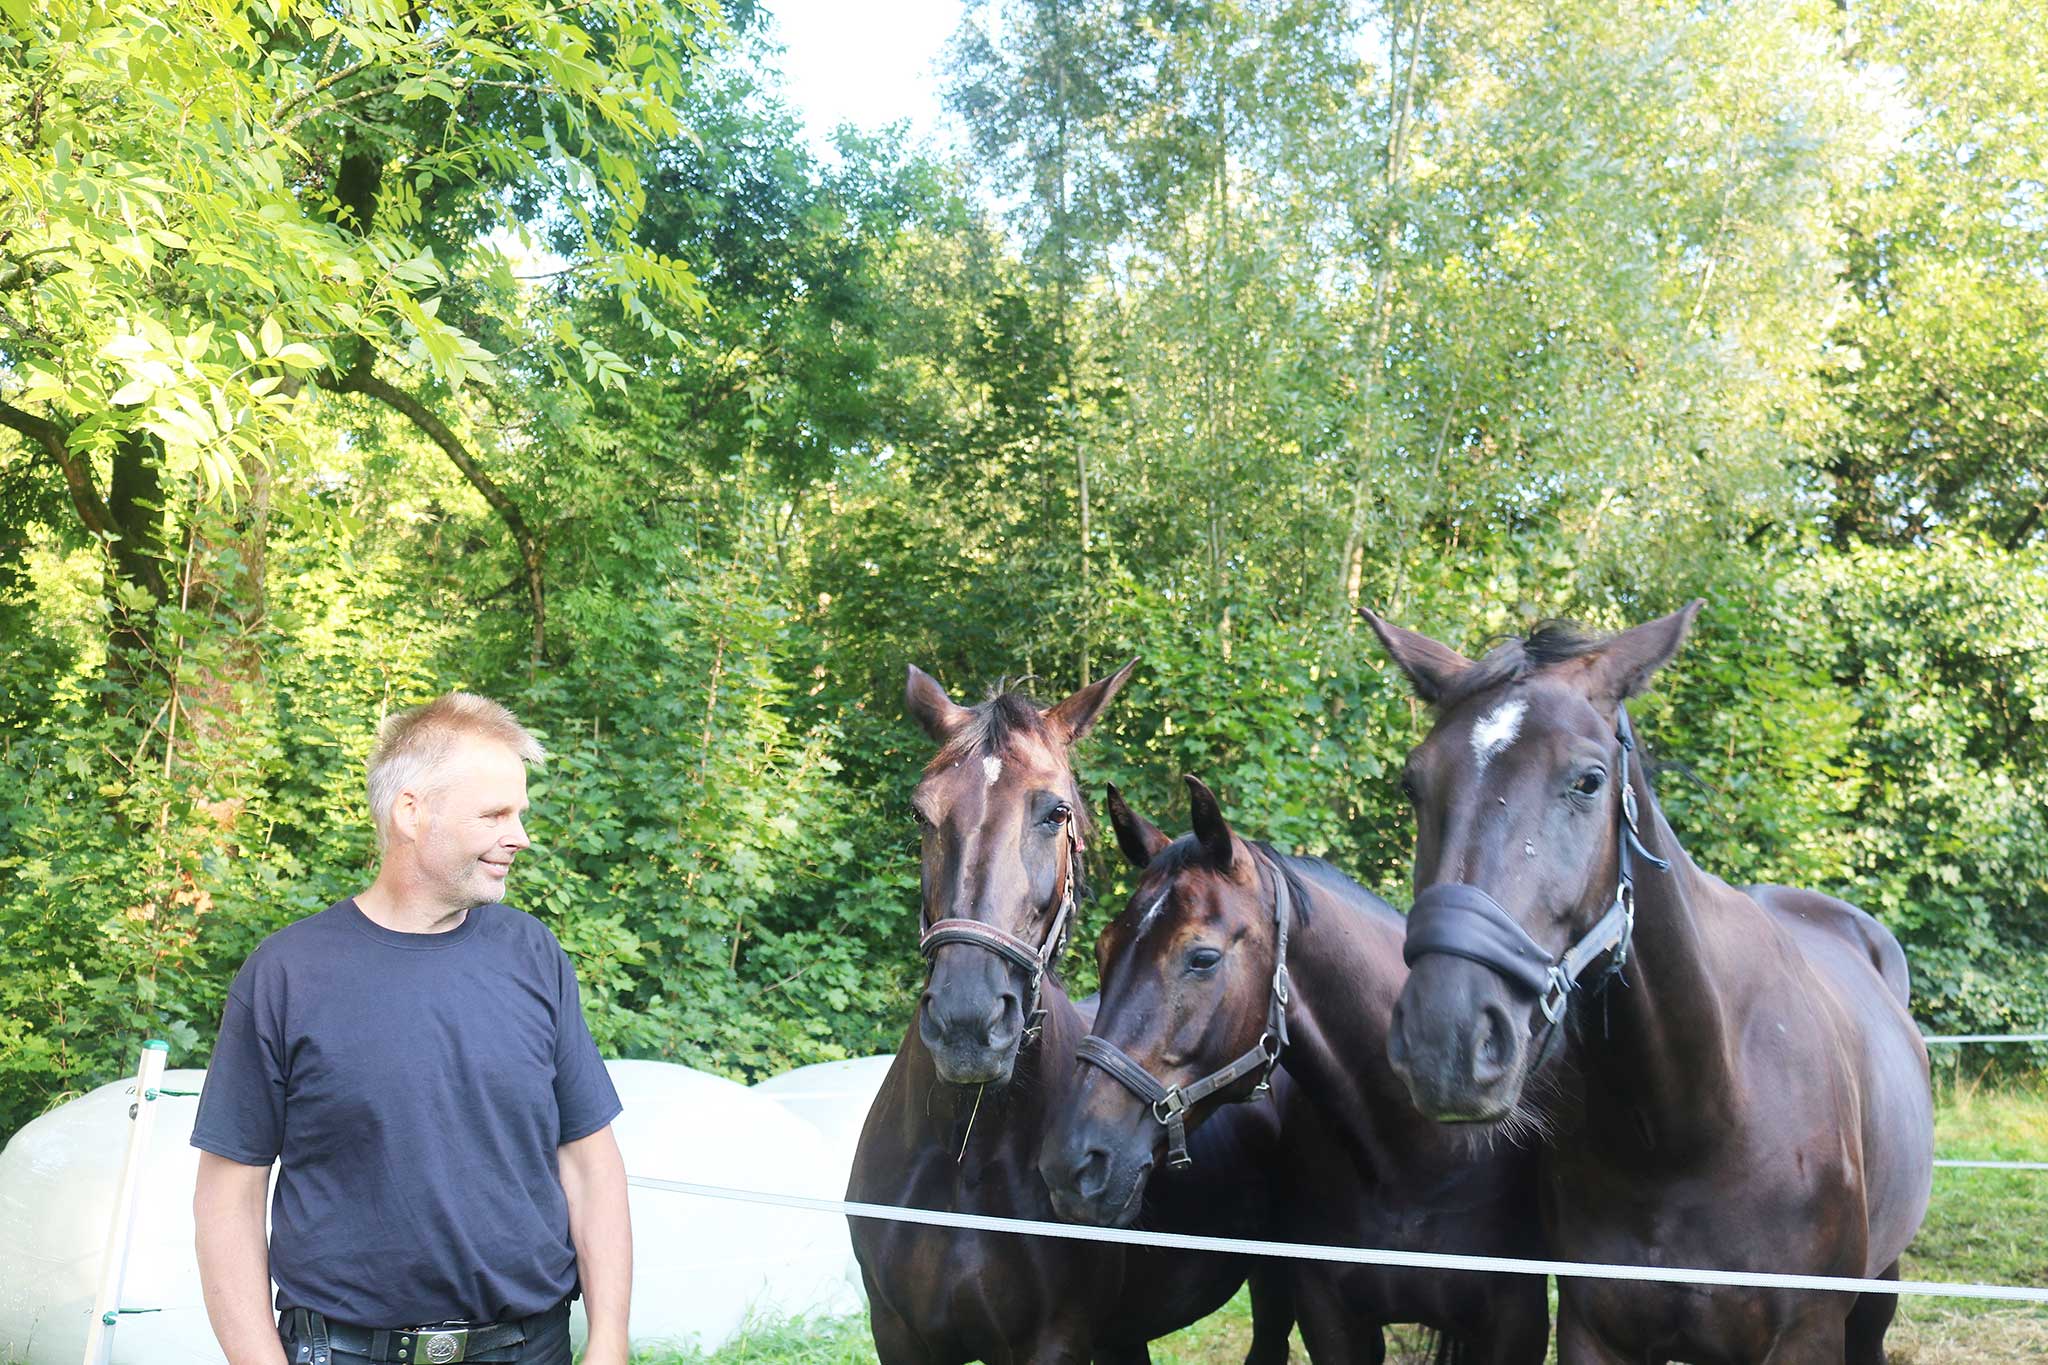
left=281, top=1300, right=567, bottom=1364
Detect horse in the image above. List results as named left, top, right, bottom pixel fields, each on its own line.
left=1039, top=774, right=1549, bottom=1365
left=847, top=662, right=1294, bottom=1365
left=1364, top=602, right=1933, bottom=1363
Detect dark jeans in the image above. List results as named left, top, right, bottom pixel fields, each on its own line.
left=278, top=1302, right=573, bottom=1365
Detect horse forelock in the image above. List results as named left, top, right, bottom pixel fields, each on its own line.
left=920, top=685, right=1094, bottom=877
left=1124, top=837, right=1320, bottom=936
left=1437, top=619, right=1612, bottom=712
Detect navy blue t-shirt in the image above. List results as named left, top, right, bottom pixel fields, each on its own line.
left=191, top=899, right=622, bottom=1326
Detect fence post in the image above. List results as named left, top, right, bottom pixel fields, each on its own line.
left=80, top=1040, right=169, bottom=1365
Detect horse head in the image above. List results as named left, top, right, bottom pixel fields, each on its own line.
left=905, top=659, right=1137, bottom=1087
left=1042, top=777, right=1287, bottom=1226
left=1364, top=601, right=1703, bottom=1125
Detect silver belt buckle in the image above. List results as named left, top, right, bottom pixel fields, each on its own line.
left=414, top=1328, right=468, bottom=1363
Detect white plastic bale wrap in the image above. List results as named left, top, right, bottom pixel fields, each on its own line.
left=571, top=1060, right=865, bottom=1353
left=750, top=1055, right=896, bottom=1302
left=0, top=1068, right=238, bottom=1365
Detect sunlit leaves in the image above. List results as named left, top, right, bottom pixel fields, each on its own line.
left=0, top=0, right=718, bottom=503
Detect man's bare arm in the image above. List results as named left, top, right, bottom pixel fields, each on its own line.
left=559, top=1124, right=632, bottom=1365
left=194, top=1151, right=285, bottom=1365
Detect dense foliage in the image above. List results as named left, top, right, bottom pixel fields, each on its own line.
left=2, top=0, right=2044, bottom=1136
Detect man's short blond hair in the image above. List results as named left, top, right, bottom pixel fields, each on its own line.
left=366, top=692, right=546, bottom=848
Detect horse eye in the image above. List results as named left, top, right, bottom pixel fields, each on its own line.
left=1399, top=771, right=1421, bottom=804
left=1187, top=947, right=1223, bottom=972
left=1571, top=771, right=1606, bottom=797
left=1045, top=803, right=1072, bottom=827
left=911, top=805, right=932, bottom=828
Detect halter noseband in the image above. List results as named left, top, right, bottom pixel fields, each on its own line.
left=918, top=810, right=1083, bottom=1045
left=1074, top=849, right=1294, bottom=1170
left=1403, top=705, right=1670, bottom=1032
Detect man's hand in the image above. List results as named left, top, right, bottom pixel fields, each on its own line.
left=194, top=1151, right=286, bottom=1365
left=560, top=1124, right=632, bottom=1365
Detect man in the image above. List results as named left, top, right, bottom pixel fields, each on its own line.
left=192, top=693, right=631, bottom=1365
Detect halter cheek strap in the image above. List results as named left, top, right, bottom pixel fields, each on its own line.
left=1403, top=706, right=1670, bottom=1032
left=1075, top=851, right=1294, bottom=1170
left=918, top=814, right=1082, bottom=1044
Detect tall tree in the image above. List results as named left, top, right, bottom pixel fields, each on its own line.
left=0, top=0, right=715, bottom=679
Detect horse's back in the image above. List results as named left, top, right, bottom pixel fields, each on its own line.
left=1748, top=884, right=1910, bottom=1008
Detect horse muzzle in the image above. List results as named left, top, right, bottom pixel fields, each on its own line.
left=1041, top=1122, right=1152, bottom=1228
left=1387, top=954, right=1529, bottom=1122
left=919, top=984, right=1022, bottom=1085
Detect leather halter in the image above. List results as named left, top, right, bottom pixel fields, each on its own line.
left=1075, top=850, right=1294, bottom=1170
left=1403, top=705, right=1670, bottom=1032
left=918, top=810, right=1082, bottom=1044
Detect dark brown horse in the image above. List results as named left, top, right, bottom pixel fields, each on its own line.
left=1040, top=776, right=1549, bottom=1365
left=848, top=663, right=1292, bottom=1365
left=1366, top=603, right=1933, bottom=1363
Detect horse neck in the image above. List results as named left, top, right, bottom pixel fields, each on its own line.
left=1572, top=747, right=1742, bottom=1141
left=1267, top=861, right=1428, bottom=1159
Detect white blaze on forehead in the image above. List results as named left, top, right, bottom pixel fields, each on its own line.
left=982, top=756, right=1003, bottom=786
left=1470, top=698, right=1527, bottom=772
left=1133, top=887, right=1172, bottom=940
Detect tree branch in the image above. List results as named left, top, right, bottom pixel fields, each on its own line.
left=0, top=396, right=118, bottom=544
left=320, top=367, right=546, bottom=669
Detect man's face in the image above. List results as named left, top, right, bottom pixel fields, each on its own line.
left=409, top=737, right=531, bottom=910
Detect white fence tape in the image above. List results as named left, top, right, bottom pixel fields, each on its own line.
left=625, top=1176, right=2048, bottom=1305
left=1933, top=1159, right=2048, bottom=1171
left=1922, top=1033, right=2048, bottom=1044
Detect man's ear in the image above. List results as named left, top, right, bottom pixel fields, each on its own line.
left=906, top=664, right=972, bottom=742
left=1105, top=783, right=1171, bottom=868
left=1184, top=775, right=1235, bottom=873
left=1360, top=609, right=1472, bottom=705
left=1045, top=657, right=1140, bottom=746
left=1584, top=599, right=1705, bottom=705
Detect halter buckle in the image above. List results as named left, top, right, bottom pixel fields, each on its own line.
left=1622, top=781, right=1641, bottom=835
left=1540, top=966, right=1572, bottom=1025
left=1271, top=963, right=1291, bottom=1007
left=1151, top=1087, right=1189, bottom=1125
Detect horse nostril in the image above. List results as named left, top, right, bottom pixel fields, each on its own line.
left=987, top=992, right=1017, bottom=1038
left=1073, top=1146, right=1112, bottom=1200
left=1472, top=1002, right=1516, bottom=1086
left=1386, top=996, right=1413, bottom=1077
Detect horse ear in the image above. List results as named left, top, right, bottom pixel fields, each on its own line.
left=1585, top=599, right=1705, bottom=704
left=905, top=664, right=971, bottom=743
left=1183, top=775, right=1235, bottom=873
left=1045, top=657, right=1139, bottom=747
left=1105, top=783, right=1170, bottom=868
left=1360, top=609, right=1472, bottom=705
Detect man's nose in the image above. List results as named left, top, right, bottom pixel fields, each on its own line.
left=505, top=815, right=531, bottom=851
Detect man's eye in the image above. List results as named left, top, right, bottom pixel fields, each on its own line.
left=1188, top=947, right=1222, bottom=972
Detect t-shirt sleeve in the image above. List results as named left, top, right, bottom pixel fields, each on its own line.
left=190, top=957, right=287, bottom=1166
left=552, top=948, right=621, bottom=1144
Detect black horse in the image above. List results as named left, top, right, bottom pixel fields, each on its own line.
left=1041, top=776, right=1549, bottom=1365
left=1367, top=603, right=1933, bottom=1363
left=848, top=663, right=1293, bottom=1365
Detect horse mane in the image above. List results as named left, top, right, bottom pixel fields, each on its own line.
left=1437, top=619, right=1612, bottom=711
left=1144, top=837, right=1392, bottom=932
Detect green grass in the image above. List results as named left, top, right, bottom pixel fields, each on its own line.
left=632, top=1075, right=2048, bottom=1364
left=1885, top=1067, right=2048, bottom=1362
